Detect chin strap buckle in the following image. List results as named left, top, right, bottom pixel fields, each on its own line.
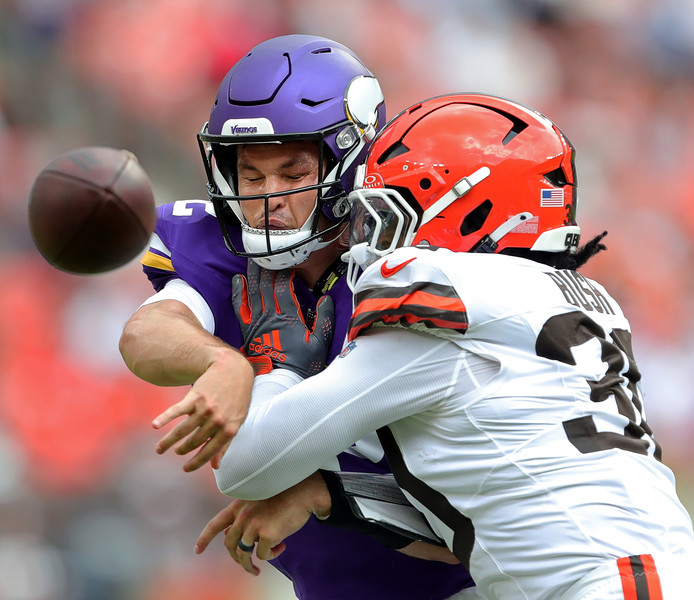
left=473, top=212, right=535, bottom=253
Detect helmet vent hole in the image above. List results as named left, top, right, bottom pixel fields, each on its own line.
left=312, top=47, right=332, bottom=54
left=468, top=103, right=529, bottom=145
left=420, top=178, right=432, bottom=190
left=471, top=104, right=528, bottom=145
left=377, top=141, right=410, bottom=164
left=544, top=167, right=569, bottom=187
left=501, top=121, right=528, bottom=145
left=301, top=98, right=331, bottom=107
left=460, top=200, right=493, bottom=236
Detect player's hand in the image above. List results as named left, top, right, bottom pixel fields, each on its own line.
left=152, top=351, right=254, bottom=471
left=232, top=261, right=334, bottom=379
left=194, top=473, right=331, bottom=575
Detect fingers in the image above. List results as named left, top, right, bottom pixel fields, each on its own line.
left=153, top=411, right=236, bottom=473
left=231, top=274, right=251, bottom=325
left=256, top=537, right=285, bottom=562
left=157, top=413, right=236, bottom=472
left=195, top=503, right=238, bottom=554
left=194, top=500, right=261, bottom=576
left=224, top=523, right=260, bottom=576
left=152, top=396, right=195, bottom=430
left=232, top=535, right=285, bottom=575
left=181, top=435, right=231, bottom=473
left=272, top=269, right=303, bottom=320
left=173, top=417, right=230, bottom=456
left=152, top=362, right=250, bottom=468
left=154, top=419, right=198, bottom=456
left=257, top=265, right=276, bottom=314
left=210, top=441, right=231, bottom=470
left=234, top=539, right=260, bottom=576
left=197, top=496, right=298, bottom=577
left=194, top=503, right=261, bottom=574
left=254, top=266, right=301, bottom=322
left=154, top=399, right=222, bottom=457
left=313, top=295, right=335, bottom=339
left=246, top=259, right=261, bottom=290
left=261, top=542, right=287, bottom=561
left=153, top=404, right=205, bottom=455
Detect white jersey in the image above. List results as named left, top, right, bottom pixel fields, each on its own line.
left=215, top=246, right=694, bottom=600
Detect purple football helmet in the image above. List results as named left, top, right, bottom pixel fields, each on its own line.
left=198, top=34, right=386, bottom=269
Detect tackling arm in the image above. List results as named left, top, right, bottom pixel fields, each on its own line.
left=214, top=327, right=461, bottom=499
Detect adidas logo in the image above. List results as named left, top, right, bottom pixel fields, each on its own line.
left=247, top=330, right=287, bottom=362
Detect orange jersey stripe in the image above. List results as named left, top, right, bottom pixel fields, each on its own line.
left=349, top=282, right=468, bottom=341
left=640, top=554, right=663, bottom=600
left=355, top=289, right=466, bottom=316
left=618, top=556, right=638, bottom=599
left=617, top=554, right=663, bottom=600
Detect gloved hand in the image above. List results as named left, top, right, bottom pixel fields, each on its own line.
left=232, top=261, right=334, bottom=379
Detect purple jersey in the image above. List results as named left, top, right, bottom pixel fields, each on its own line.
left=141, top=200, right=474, bottom=599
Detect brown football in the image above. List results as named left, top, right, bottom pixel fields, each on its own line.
left=28, top=146, right=157, bottom=274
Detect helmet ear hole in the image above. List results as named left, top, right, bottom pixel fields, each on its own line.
left=460, top=200, right=492, bottom=236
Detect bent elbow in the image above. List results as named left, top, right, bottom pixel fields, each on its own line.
left=213, top=460, right=282, bottom=501
left=119, top=316, right=140, bottom=373
left=118, top=313, right=149, bottom=377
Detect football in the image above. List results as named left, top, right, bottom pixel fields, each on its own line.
left=28, top=146, right=157, bottom=274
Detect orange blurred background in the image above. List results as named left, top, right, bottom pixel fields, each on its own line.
left=2, top=1, right=693, bottom=598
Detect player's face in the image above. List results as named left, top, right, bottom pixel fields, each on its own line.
left=236, top=142, right=324, bottom=231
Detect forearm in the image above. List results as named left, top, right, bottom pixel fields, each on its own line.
left=119, top=299, right=244, bottom=386
left=215, top=329, right=456, bottom=499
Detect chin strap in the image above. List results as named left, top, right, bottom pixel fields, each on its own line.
left=344, top=243, right=370, bottom=293
left=472, top=212, right=535, bottom=253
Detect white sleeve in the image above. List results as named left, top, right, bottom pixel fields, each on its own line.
left=139, top=278, right=215, bottom=333
left=214, top=326, right=480, bottom=500
left=250, top=368, right=304, bottom=409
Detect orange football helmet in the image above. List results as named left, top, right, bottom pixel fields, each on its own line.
left=346, top=93, right=581, bottom=282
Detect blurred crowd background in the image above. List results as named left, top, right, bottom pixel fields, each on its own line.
left=2, top=0, right=694, bottom=598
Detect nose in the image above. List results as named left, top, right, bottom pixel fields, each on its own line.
left=240, top=182, right=287, bottom=226
left=264, top=177, right=288, bottom=212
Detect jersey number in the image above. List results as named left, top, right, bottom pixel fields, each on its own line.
left=536, top=311, right=661, bottom=459
left=172, top=200, right=216, bottom=217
